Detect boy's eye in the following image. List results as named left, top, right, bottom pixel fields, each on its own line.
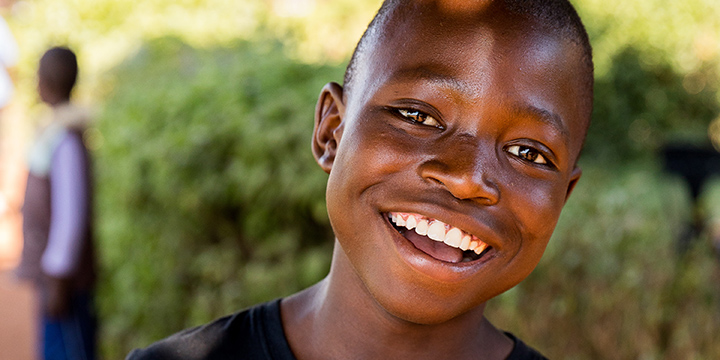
left=506, top=145, right=548, bottom=165
left=397, top=109, right=442, bottom=128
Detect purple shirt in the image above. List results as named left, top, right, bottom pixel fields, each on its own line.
left=40, top=132, right=89, bottom=278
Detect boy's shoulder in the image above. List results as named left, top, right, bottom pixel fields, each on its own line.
left=125, top=299, right=295, bottom=360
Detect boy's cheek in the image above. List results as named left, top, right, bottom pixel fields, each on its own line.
left=336, top=123, right=420, bottom=174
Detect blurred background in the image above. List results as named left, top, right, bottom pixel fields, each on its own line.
left=0, top=0, right=719, bottom=358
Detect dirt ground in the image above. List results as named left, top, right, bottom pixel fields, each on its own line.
left=0, top=185, right=36, bottom=360
left=0, top=270, right=36, bottom=360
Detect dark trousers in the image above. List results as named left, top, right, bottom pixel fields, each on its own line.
left=41, top=292, right=96, bottom=360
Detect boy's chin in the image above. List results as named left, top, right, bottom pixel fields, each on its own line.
left=357, top=276, right=500, bottom=326
left=373, top=294, right=489, bottom=326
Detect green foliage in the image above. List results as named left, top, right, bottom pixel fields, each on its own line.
left=586, top=48, right=719, bottom=161
left=94, top=37, right=341, bottom=357
left=572, top=0, right=720, bottom=162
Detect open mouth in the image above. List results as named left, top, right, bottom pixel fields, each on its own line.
left=387, top=212, right=493, bottom=264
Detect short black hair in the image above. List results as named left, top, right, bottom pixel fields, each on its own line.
left=343, top=0, right=594, bottom=122
left=342, top=0, right=397, bottom=95
left=39, top=46, right=78, bottom=101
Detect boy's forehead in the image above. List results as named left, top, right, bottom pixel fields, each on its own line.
left=367, top=1, right=572, bottom=82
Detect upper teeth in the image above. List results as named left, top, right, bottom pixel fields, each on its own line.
left=389, top=212, right=488, bottom=255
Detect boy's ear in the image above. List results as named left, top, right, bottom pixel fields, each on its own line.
left=312, top=82, right=346, bottom=174
left=564, top=166, right=582, bottom=203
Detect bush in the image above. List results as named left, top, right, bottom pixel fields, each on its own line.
left=94, top=37, right=341, bottom=357
left=587, top=47, right=720, bottom=162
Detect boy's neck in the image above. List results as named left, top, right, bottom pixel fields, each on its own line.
left=281, top=244, right=514, bottom=360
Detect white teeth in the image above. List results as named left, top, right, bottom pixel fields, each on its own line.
left=444, top=228, right=463, bottom=248
left=459, top=233, right=472, bottom=250
left=415, top=219, right=429, bottom=235
left=406, top=215, right=417, bottom=229
left=469, top=240, right=479, bottom=250
left=389, top=212, right=490, bottom=256
left=427, top=221, right=447, bottom=242
left=474, top=242, right=488, bottom=255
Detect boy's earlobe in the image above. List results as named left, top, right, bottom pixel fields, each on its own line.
left=564, top=166, right=582, bottom=202
left=312, top=82, right=346, bottom=174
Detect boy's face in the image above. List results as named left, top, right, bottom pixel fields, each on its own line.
left=314, top=2, right=589, bottom=324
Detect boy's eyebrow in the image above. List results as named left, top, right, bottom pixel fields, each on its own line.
left=389, top=65, right=469, bottom=93
left=511, top=104, right=570, bottom=143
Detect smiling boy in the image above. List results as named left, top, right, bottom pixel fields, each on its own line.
left=129, top=0, right=593, bottom=359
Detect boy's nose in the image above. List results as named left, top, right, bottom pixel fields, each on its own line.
left=418, top=143, right=500, bottom=205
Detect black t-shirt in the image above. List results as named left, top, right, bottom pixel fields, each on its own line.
left=127, top=299, right=548, bottom=360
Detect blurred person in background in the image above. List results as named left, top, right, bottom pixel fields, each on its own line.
left=15, top=46, right=97, bottom=360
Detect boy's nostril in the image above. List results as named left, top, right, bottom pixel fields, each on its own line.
left=418, top=159, right=500, bottom=204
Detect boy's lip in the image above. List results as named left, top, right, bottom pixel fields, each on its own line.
left=380, top=210, right=501, bottom=283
